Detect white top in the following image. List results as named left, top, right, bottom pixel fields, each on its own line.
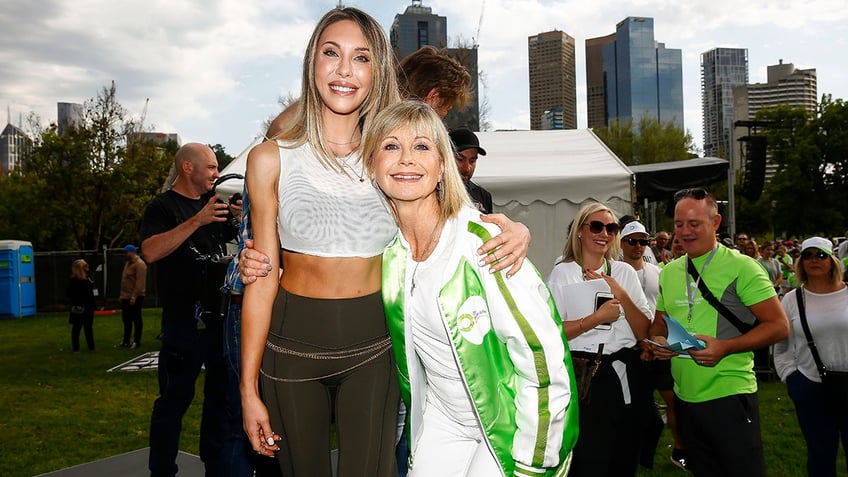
left=547, top=259, right=651, bottom=353
left=401, top=219, right=478, bottom=428
left=633, top=262, right=661, bottom=316
left=275, top=142, right=397, bottom=258
left=774, top=286, right=848, bottom=382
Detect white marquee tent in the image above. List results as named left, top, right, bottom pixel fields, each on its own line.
left=216, top=129, right=633, bottom=277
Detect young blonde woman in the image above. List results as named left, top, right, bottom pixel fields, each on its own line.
left=547, top=203, right=652, bottom=477
left=364, top=100, right=577, bottom=476
left=240, top=8, right=529, bottom=476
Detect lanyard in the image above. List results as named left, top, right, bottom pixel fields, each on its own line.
left=685, top=246, right=718, bottom=330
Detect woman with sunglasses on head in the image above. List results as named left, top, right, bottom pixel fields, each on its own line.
left=547, top=202, right=652, bottom=477
left=774, top=237, right=848, bottom=477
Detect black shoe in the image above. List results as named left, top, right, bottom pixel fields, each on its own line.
left=671, top=449, right=689, bottom=471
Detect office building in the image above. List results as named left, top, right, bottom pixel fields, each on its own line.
left=390, top=1, right=480, bottom=131
left=528, top=30, right=576, bottom=130
left=601, top=17, right=683, bottom=131
left=585, top=33, right=616, bottom=128
left=701, top=48, right=748, bottom=158
left=57, top=102, right=83, bottom=135
left=1, top=123, right=32, bottom=175
left=733, top=59, right=817, bottom=178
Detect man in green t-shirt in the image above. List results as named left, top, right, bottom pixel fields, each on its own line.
left=649, top=189, right=789, bottom=477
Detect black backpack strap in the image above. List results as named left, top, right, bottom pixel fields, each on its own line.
left=688, top=258, right=757, bottom=334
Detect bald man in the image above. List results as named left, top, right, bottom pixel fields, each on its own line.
left=141, top=143, right=240, bottom=477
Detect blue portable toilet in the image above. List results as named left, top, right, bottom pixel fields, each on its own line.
left=0, top=240, right=36, bottom=318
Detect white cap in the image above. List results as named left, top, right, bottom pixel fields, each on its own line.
left=800, top=236, right=833, bottom=256
left=620, top=221, right=648, bottom=239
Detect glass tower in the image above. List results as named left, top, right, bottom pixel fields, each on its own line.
left=701, top=48, right=748, bottom=158
left=602, top=17, right=683, bottom=131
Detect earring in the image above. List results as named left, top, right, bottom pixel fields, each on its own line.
left=436, top=180, right=445, bottom=202
left=578, top=235, right=582, bottom=239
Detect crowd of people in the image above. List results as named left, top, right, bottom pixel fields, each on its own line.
left=61, top=5, right=847, bottom=477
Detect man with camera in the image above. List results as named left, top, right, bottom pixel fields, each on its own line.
left=140, top=143, right=240, bottom=477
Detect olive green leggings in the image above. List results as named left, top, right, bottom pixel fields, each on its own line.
left=261, top=288, right=399, bottom=477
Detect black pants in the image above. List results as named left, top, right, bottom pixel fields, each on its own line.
left=149, top=320, right=227, bottom=477
left=262, top=288, right=399, bottom=477
left=676, top=393, right=766, bottom=477
left=120, top=296, right=144, bottom=345
left=70, top=314, right=95, bottom=351
left=569, top=349, right=652, bottom=477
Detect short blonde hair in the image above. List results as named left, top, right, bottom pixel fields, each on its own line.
left=362, top=100, right=471, bottom=221
left=559, top=202, right=619, bottom=266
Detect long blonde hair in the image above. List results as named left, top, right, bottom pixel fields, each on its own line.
left=273, top=7, right=400, bottom=173
left=362, top=100, right=471, bottom=222
left=559, top=202, right=619, bottom=267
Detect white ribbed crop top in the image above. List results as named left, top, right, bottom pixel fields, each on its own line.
left=276, top=141, right=397, bottom=258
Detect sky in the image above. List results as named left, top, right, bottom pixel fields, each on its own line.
left=2, top=0, right=846, bottom=158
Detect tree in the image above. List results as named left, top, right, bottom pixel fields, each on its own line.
left=735, top=96, right=848, bottom=239
left=593, top=116, right=696, bottom=166
left=0, top=83, right=173, bottom=250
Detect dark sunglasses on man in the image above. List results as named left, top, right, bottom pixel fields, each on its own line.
left=673, top=188, right=707, bottom=202
left=584, top=220, right=620, bottom=235
left=624, top=238, right=649, bottom=246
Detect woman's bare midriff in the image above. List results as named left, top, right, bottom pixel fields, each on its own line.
left=279, top=251, right=383, bottom=298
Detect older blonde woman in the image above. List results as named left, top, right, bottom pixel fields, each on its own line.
left=363, top=100, right=577, bottom=476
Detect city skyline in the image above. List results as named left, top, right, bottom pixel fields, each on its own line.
left=1, top=0, right=845, bottom=157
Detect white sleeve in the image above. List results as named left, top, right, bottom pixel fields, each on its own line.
left=773, top=291, right=798, bottom=380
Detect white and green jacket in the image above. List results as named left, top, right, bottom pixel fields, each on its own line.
left=382, top=207, right=579, bottom=477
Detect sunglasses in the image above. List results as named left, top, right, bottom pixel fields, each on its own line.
left=584, top=221, right=620, bottom=235
left=674, top=188, right=707, bottom=202
left=801, top=249, right=829, bottom=260
left=624, top=238, right=649, bottom=246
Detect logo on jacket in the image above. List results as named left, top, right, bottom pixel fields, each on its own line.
left=456, top=296, right=491, bottom=345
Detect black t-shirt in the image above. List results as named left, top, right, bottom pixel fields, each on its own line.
left=465, top=180, right=493, bottom=214
left=140, top=190, right=237, bottom=339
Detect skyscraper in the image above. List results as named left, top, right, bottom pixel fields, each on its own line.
left=701, top=48, right=749, bottom=158
left=390, top=1, right=448, bottom=60
left=732, top=60, right=817, bottom=178
left=527, top=30, right=576, bottom=130
left=601, top=17, right=683, bottom=131
left=0, top=123, right=31, bottom=176
left=585, top=33, right=616, bottom=129
left=390, top=1, right=480, bottom=131
left=57, top=102, right=83, bottom=135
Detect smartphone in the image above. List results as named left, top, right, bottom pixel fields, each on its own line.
left=594, top=292, right=614, bottom=330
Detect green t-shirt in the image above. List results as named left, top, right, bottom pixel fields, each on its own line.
left=656, top=245, right=776, bottom=402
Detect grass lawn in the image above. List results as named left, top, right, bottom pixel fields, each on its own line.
left=0, top=310, right=845, bottom=476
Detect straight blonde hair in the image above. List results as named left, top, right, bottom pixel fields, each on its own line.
left=559, top=202, right=619, bottom=267
left=273, top=7, right=400, bottom=174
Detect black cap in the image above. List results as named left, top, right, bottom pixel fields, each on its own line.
left=448, top=128, right=486, bottom=156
